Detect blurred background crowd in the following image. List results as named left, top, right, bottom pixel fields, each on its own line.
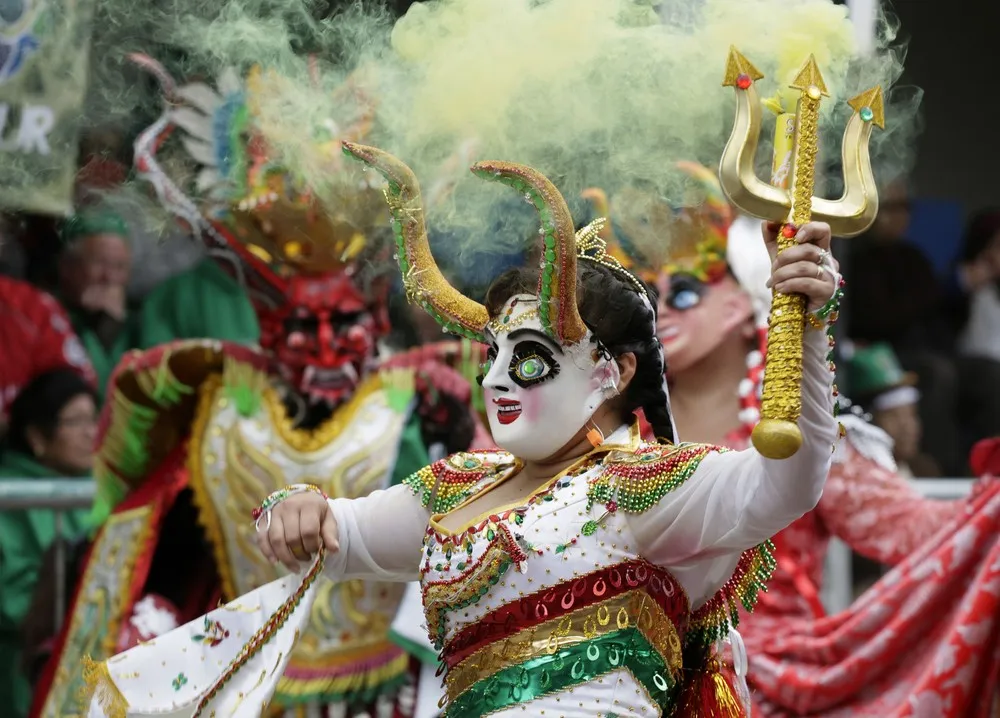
left=1, top=0, right=999, bottom=715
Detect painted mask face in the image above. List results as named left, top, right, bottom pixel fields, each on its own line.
left=655, top=271, right=747, bottom=374
left=258, top=272, right=388, bottom=405
left=479, top=295, right=620, bottom=461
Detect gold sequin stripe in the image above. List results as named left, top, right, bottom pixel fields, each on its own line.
left=191, top=551, right=326, bottom=716
left=445, top=590, right=683, bottom=701
left=57, top=505, right=156, bottom=718
left=423, top=542, right=512, bottom=648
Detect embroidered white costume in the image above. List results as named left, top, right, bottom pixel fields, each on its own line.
left=80, top=144, right=839, bottom=716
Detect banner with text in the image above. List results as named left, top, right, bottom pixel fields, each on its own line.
left=0, top=0, right=95, bottom=215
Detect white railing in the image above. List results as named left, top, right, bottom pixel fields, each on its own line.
left=0, top=479, right=95, bottom=630
left=821, top=478, right=976, bottom=614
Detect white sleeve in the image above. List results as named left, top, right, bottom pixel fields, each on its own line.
left=631, top=326, right=837, bottom=606
left=323, top=484, right=431, bottom=583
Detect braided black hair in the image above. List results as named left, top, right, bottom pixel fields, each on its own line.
left=484, top=262, right=675, bottom=443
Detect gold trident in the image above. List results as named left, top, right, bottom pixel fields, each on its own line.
left=719, top=47, right=885, bottom=460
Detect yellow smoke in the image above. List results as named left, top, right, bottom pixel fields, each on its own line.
left=83, top=0, right=918, bottom=265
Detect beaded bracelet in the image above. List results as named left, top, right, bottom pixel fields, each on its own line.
left=252, top=484, right=328, bottom=530
left=804, top=278, right=846, bottom=417
left=806, top=278, right=845, bottom=331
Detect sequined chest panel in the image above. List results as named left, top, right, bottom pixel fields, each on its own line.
left=190, top=373, right=410, bottom=657
left=417, top=457, right=693, bottom=716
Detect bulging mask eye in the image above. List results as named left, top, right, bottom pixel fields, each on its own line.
left=507, top=341, right=560, bottom=389
left=665, top=274, right=706, bottom=311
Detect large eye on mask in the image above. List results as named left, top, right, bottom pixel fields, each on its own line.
left=508, top=341, right=560, bottom=388
left=666, top=274, right=707, bottom=311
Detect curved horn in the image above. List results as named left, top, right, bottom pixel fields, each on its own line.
left=472, top=161, right=588, bottom=346
left=341, top=142, right=489, bottom=342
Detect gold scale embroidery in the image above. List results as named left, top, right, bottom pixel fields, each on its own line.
left=445, top=589, right=683, bottom=699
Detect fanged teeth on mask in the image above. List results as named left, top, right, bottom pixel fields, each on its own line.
left=303, top=366, right=356, bottom=388
left=341, top=363, right=359, bottom=382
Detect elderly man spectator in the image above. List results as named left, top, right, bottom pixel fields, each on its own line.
left=57, top=208, right=139, bottom=400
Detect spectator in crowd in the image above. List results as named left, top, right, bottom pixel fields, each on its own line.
left=0, top=276, right=96, bottom=435
left=846, top=178, right=964, bottom=474
left=954, top=210, right=1000, bottom=358
left=0, top=370, right=97, bottom=718
left=57, top=208, right=140, bottom=400
left=952, top=209, right=1000, bottom=457
left=845, top=342, right=940, bottom=477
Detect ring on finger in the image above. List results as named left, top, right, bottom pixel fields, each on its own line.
left=292, top=546, right=310, bottom=561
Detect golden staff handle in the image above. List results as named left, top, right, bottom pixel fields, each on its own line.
left=752, top=72, right=824, bottom=459
left=721, top=48, right=884, bottom=460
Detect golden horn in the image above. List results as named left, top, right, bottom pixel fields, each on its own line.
left=472, top=161, right=588, bottom=345
left=341, top=142, right=489, bottom=341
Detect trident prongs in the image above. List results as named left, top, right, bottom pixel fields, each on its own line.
left=718, top=48, right=886, bottom=460
left=719, top=47, right=885, bottom=238
left=810, top=86, right=885, bottom=232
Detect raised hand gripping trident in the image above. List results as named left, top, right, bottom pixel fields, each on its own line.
left=719, top=47, right=885, bottom=460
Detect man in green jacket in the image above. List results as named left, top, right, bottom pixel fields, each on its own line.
left=136, top=257, right=260, bottom=349
left=57, top=209, right=140, bottom=401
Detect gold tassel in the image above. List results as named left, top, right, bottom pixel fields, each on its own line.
left=81, top=656, right=130, bottom=718
left=711, top=668, right=743, bottom=717
left=678, top=657, right=746, bottom=717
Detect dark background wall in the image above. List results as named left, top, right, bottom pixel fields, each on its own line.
left=892, top=0, right=999, bottom=215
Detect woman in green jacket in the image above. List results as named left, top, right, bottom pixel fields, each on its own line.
left=0, top=370, right=97, bottom=717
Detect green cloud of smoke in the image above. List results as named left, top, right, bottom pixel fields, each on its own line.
left=80, top=0, right=920, bottom=268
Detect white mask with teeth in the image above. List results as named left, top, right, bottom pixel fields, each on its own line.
left=480, top=294, right=621, bottom=461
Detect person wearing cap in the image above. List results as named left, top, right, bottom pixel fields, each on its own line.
left=844, top=341, right=937, bottom=478
left=57, top=208, right=140, bottom=400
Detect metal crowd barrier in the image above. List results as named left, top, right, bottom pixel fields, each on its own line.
left=0, top=476, right=981, bottom=631
left=0, top=479, right=95, bottom=631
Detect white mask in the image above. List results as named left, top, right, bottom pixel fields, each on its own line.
left=480, top=295, right=621, bottom=461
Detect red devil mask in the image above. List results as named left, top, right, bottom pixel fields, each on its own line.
left=257, top=272, right=390, bottom=406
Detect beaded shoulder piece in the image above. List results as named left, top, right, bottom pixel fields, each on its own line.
left=587, top=442, right=718, bottom=513
left=587, top=441, right=776, bottom=647
left=403, top=450, right=519, bottom=514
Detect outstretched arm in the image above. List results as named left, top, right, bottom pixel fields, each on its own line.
left=325, top=487, right=430, bottom=580
left=818, top=433, right=962, bottom=565
left=255, top=484, right=429, bottom=582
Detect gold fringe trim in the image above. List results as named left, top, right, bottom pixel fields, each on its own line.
left=188, top=373, right=240, bottom=600
left=276, top=651, right=410, bottom=700
left=81, top=656, right=129, bottom=718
